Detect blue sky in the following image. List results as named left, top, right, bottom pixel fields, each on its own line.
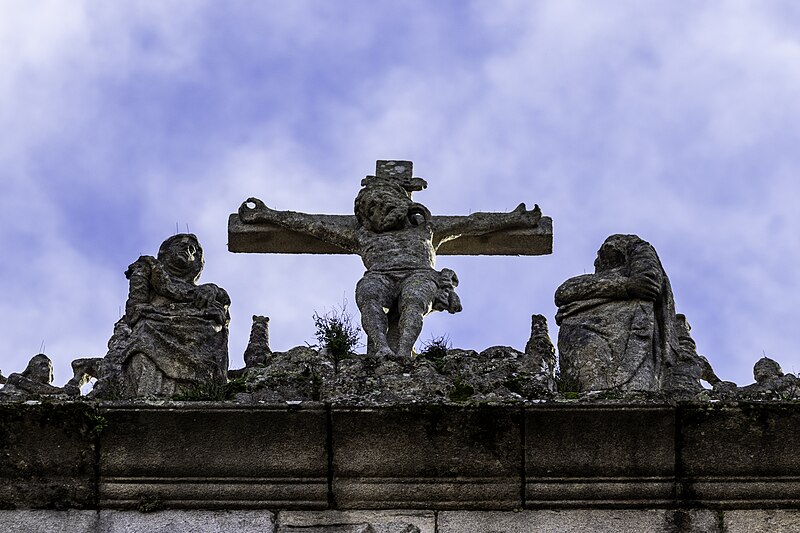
left=2, top=1, right=799, bottom=387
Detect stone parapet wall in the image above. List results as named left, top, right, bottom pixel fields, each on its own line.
left=2, top=402, right=800, bottom=527
left=4, top=509, right=800, bottom=533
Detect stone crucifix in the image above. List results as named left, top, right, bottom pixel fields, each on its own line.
left=229, top=160, right=553, bottom=360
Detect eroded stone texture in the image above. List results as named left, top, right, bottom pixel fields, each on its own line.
left=237, top=160, right=543, bottom=361
left=525, top=314, right=557, bottom=388
left=0, top=510, right=98, bottom=533
left=680, top=404, right=800, bottom=507
left=440, top=346, right=555, bottom=401
left=332, top=406, right=522, bottom=509
left=90, top=234, right=230, bottom=399
left=99, top=406, right=328, bottom=509
left=98, top=510, right=275, bottom=533
left=736, top=357, right=799, bottom=398
left=322, top=354, right=453, bottom=405
left=240, top=343, right=555, bottom=405
left=724, top=510, right=800, bottom=533
left=0, top=403, right=97, bottom=509
left=243, top=315, right=271, bottom=367
left=525, top=407, right=676, bottom=507
left=0, top=354, right=74, bottom=400
left=239, top=346, right=334, bottom=402
left=555, top=234, right=679, bottom=392
left=438, top=510, right=720, bottom=533
left=278, top=510, right=433, bottom=533
left=66, top=357, right=103, bottom=393
left=663, top=314, right=725, bottom=396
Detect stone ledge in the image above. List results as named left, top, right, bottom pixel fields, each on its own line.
left=331, top=406, right=523, bottom=509
left=0, top=402, right=97, bottom=510
left=9, top=509, right=800, bottom=533
left=3, top=402, right=800, bottom=510
left=99, top=404, right=328, bottom=510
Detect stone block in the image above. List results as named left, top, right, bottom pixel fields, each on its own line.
left=278, top=510, right=435, bottom=532
left=525, top=406, right=676, bottom=506
left=0, top=402, right=97, bottom=509
left=724, top=510, right=800, bottom=533
left=438, top=509, right=720, bottom=533
left=0, top=510, right=98, bottom=533
left=331, top=406, right=523, bottom=509
left=97, top=510, right=275, bottom=532
left=99, top=404, right=327, bottom=509
left=680, top=404, right=800, bottom=506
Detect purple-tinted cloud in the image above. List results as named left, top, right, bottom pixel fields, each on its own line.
left=1, top=1, right=798, bottom=388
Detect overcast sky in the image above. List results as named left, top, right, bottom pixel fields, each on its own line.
left=2, top=1, right=799, bottom=387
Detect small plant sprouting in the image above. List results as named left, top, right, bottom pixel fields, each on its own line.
left=84, top=411, right=108, bottom=437
left=418, top=334, right=452, bottom=373
left=312, top=302, right=361, bottom=362
left=420, top=334, right=451, bottom=359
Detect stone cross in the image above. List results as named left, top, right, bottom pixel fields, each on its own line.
left=229, top=161, right=552, bottom=256
left=228, top=160, right=553, bottom=359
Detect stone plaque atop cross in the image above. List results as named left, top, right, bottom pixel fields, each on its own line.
left=228, top=160, right=553, bottom=359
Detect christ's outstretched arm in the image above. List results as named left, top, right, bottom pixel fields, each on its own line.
left=238, top=197, right=360, bottom=253
left=433, top=202, right=542, bottom=248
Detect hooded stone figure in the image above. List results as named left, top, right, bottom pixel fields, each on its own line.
left=91, top=234, right=230, bottom=398
left=555, top=234, right=679, bottom=391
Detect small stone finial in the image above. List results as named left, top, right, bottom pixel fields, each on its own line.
left=244, top=315, right=271, bottom=367
left=525, top=314, right=556, bottom=377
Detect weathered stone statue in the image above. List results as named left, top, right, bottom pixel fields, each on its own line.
left=0, top=354, right=71, bottom=399
left=740, top=357, right=798, bottom=396
left=663, top=314, right=723, bottom=393
left=238, top=161, right=543, bottom=359
left=525, top=314, right=557, bottom=383
left=90, top=234, right=230, bottom=398
left=243, top=315, right=271, bottom=367
left=555, top=234, right=679, bottom=391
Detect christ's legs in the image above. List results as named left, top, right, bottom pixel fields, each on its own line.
left=395, top=277, right=437, bottom=358
left=356, top=275, right=395, bottom=358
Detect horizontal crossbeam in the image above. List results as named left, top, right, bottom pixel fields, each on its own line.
left=227, top=213, right=553, bottom=256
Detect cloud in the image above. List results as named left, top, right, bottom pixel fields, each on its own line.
left=1, top=1, right=799, bottom=388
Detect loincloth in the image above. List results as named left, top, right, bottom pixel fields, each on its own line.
left=362, top=268, right=462, bottom=314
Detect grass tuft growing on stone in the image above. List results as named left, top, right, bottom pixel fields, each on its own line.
left=418, top=334, right=452, bottom=373
left=312, top=303, right=361, bottom=362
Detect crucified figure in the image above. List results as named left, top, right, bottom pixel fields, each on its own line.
left=238, top=166, right=542, bottom=360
